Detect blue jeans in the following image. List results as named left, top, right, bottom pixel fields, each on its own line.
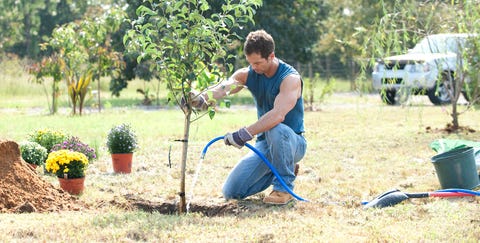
left=222, top=123, right=307, bottom=199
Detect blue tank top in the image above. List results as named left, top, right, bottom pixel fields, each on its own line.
left=245, top=59, right=305, bottom=140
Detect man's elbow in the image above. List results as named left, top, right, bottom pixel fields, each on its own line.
left=274, top=114, right=285, bottom=124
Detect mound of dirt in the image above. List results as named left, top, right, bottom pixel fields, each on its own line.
left=0, top=139, right=85, bottom=213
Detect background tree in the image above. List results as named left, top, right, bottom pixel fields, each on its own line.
left=108, top=0, right=159, bottom=98
left=125, top=0, right=261, bottom=213
left=0, top=0, right=88, bottom=59
left=359, top=0, right=480, bottom=130
left=247, top=0, right=324, bottom=64
left=30, top=7, right=126, bottom=115
left=317, top=0, right=392, bottom=89
left=27, top=54, right=64, bottom=114
left=77, top=7, right=126, bottom=112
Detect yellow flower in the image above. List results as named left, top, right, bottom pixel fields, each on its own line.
left=45, top=149, right=89, bottom=178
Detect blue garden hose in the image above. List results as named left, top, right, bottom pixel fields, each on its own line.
left=436, top=188, right=480, bottom=196
left=201, top=136, right=308, bottom=202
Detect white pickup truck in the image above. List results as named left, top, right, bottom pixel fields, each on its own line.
left=372, top=33, right=474, bottom=105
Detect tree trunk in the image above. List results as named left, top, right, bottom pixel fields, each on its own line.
left=52, top=81, right=58, bottom=114
left=72, top=97, right=77, bottom=115
left=308, top=62, right=314, bottom=111
left=325, top=55, right=331, bottom=80
left=179, top=110, right=192, bottom=213
left=451, top=102, right=459, bottom=129
left=450, top=75, right=463, bottom=130
left=350, top=58, right=356, bottom=91
left=97, top=79, right=102, bottom=113
left=79, top=100, right=83, bottom=116
left=451, top=88, right=460, bottom=130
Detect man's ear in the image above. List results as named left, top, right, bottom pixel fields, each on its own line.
left=269, top=52, right=275, bottom=60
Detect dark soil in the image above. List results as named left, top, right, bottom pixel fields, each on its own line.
left=425, top=123, right=476, bottom=134
left=107, top=193, right=278, bottom=217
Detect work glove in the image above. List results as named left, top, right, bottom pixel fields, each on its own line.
left=224, top=127, right=253, bottom=149
left=180, top=90, right=208, bottom=111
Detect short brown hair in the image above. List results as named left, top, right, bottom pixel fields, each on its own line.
left=244, top=30, right=275, bottom=59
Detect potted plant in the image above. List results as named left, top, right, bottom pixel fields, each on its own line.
left=28, top=128, right=67, bottom=152
left=45, top=149, right=89, bottom=195
left=106, top=123, right=138, bottom=173
left=19, top=141, right=48, bottom=170
left=51, top=136, right=97, bottom=162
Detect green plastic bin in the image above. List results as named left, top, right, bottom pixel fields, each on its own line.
left=431, top=147, right=480, bottom=189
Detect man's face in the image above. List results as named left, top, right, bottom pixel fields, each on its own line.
left=246, top=52, right=274, bottom=75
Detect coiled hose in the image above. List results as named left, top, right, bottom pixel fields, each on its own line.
left=201, top=136, right=308, bottom=202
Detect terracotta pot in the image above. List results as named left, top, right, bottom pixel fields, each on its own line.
left=111, top=153, right=133, bottom=173
left=58, top=177, right=85, bottom=195
left=27, top=163, right=37, bottom=170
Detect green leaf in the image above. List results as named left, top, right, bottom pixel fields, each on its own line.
left=208, top=109, right=216, bottom=119
left=224, top=15, right=234, bottom=28
left=224, top=100, right=231, bottom=108
left=136, top=5, right=157, bottom=17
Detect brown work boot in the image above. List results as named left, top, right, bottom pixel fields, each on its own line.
left=294, top=163, right=299, bottom=177
left=263, top=190, right=294, bottom=205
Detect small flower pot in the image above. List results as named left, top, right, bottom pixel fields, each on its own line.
left=58, top=177, right=85, bottom=195
left=111, top=153, right=133, bottom=174
left=27, top=163, right=37, bottom=170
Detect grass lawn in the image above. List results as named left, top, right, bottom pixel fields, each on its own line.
left=0, top=61, right=479, bottom=241
left=1, top=92, right=479, bottom=241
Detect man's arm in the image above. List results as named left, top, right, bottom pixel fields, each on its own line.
left=246, top=74, right=302, bottom=136
left=208, top=68, right=249, bottom=100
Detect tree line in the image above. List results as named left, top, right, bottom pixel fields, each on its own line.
left=0, top=1, right=377, bottom=88
left=1, top=1, right=478, bottom=98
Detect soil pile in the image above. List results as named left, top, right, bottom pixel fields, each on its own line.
left=0, top=139, right=85, bottom=213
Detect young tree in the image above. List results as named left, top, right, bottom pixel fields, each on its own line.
left=125, top=0, right=260, bottom=213
left=30, top=7, right=126, bottom=115
left=27, top=55, right=64, bottom=114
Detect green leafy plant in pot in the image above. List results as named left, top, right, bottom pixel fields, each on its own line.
left=27, top=128, right=67, bottom=152
left=19, top=141, right=48, bottom=169
left=106, top=123, right=138, bottom=173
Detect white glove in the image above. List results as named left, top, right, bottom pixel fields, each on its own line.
left=224, top=127, right=253, bottom=149
left=181, top=90, right=208, bottom=111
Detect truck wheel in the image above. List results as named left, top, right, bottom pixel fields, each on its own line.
left=427, top=73, right=453, bottom=105
left=380, top=89, right=396, bottom=105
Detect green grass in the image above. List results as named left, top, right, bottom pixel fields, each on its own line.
left=1, top=95, right=480, bottom=241
left=1, top=60, right=480, bottom=241
left=0, top=59, right=351, bottom=110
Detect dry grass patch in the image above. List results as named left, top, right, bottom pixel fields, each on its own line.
left=0, top=93, right=479, bottom=242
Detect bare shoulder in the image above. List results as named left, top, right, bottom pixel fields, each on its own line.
left=282, top=74, right=302, bottom=88
left=231, top=67, right=249, bottom=85
left=280, top=74, right=302, bottom=98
